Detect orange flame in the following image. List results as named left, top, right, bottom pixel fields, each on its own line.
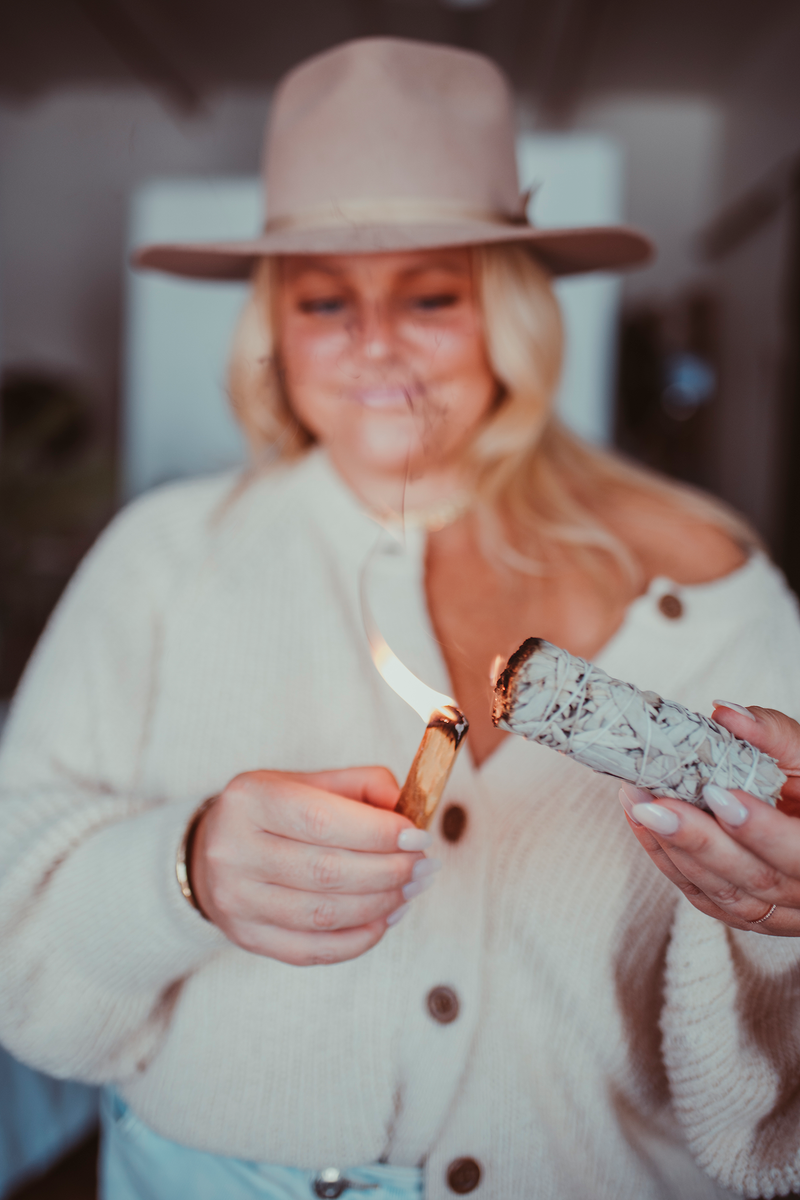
left=490, top=654, right=505, bottom=686
left=361, top=581, right=455, bottom=722
left=369, top=628, right=456, bottom=723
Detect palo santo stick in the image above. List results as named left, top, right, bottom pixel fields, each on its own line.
left=396, top=706, right=469, bottom=828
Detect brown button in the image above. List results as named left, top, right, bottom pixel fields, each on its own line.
left=658, top=593, right=683, bottom=619
left=427, top=985, right=459, bottom=1024
left=441, top=804, right=467, bottom=843
left=447, top=1157, right=482, bottom=1193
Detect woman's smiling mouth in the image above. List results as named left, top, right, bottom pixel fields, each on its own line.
left=353, top=386, right=420, bottom=410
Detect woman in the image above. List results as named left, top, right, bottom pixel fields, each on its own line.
left=2, top=36, right=800, bottom=1200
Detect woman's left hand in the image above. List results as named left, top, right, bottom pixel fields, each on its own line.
left=619, top=704, right=800, bottom=935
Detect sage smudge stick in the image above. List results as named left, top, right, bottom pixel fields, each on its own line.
left=492, top=638, right=785, bottom=807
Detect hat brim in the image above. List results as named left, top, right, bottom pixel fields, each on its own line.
left=132, top=220, right=653, bottom=280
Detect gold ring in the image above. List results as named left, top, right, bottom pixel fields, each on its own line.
left=751, top=903, right=778, bottom=925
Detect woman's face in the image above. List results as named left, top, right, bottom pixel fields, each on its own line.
left=275, top=249, right=498, bottom=482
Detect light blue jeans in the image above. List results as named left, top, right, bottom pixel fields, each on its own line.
left=100, top=1090, right=424, bottom=1200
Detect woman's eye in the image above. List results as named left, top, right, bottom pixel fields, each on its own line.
left=298, top=296, right=346, bottom=315
left=412, top=293, right=460, bottom=312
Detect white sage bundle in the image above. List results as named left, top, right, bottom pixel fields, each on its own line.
left=492, top=638, right=785, bottom=807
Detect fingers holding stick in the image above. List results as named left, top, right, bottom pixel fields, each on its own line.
left=712, top=703, right=800, bottom=812
left=188, top=766, right=440, bottom=964
left=619, top=782, right=800, bottom=935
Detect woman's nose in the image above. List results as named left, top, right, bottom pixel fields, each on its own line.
left=357, top=301, right=396, bottom=361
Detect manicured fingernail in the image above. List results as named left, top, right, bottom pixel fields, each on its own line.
left=631, top=803, right=680, bottom=836
left=386, top=903, right=410, bottom=926
left=403, top=876, right=435, bottom=901
left=412, top=857, right=442, bottom=881
left=703, top=784, right=749, bottom=826
left=713, top=699, right=756, bottom=722
left=398, top=829, right=433, bottom=851
left=619, top=783, right=654, bottom=825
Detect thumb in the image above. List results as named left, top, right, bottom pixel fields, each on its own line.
left=713, top=703, right=800, bottom=773
left=713, top=703, right=800, bottom=813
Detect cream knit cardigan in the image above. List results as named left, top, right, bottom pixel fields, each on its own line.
left=2, top=450, right=800, bottom=1200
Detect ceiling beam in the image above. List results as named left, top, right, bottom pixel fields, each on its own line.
left=535, top=0, right=615, bottom=126
left=697, top=153, right=800, bottom=260
left=71, top=0, right=202, bottom=112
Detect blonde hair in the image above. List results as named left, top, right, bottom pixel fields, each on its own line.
left=227, top=245, right=757, bottom=589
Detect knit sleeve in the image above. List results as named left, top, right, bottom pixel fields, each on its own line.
left=0, top=485, right=228, bottom=1085
left=663, top=901, right=800, bottom=1198
left=661, top=566, right=800, bottom=1198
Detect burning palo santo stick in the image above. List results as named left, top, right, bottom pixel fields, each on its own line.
left=363, top=601, right=468, bottom=828
left=395, top=705, right=469, bottom=827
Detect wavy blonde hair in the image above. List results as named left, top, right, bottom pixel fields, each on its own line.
left=227, top=245, right=757, bottom=588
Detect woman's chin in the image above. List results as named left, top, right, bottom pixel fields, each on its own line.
left=341, top=417, right=433, bottom=476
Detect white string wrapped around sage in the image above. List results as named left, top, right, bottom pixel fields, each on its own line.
left=492, top=638, right=785, bottom=807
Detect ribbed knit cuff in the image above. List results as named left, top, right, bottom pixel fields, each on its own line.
left=729, top=924, right=800, bottom=975
left=45, top=798, right=228, bottom=997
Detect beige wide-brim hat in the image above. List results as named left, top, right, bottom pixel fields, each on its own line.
left=134, top=37, right=653, bottom=279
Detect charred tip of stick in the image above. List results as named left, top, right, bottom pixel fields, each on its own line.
left=397, top=706, right=469, bottom=828
left=491, top=637, right=543, bottom=726
left=505, top=637, right=544, bottom=677
left=430, top=705, right=469, bottom=748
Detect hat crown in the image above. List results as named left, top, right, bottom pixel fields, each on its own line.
left=264, top=37, right=522, bottom=225
left=133, top=35, right=653, bottom=279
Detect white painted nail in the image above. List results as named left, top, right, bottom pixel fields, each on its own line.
left=397, top=829, right=433, bottom=851
left=386, top=903, right=411, bottom=926
left=412, top=857, right=442, bottom=881
left=703, top=784, right=749, bottom=826
left=403, top=876, right=435, bottom=901
left=631, top=803, right=680, bottom=836
left=712, top=699, right=756, bottom=722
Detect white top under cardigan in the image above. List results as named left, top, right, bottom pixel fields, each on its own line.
left=2, top=450, right=800, bottom=1200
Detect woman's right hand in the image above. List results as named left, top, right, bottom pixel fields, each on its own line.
left=189, top=767, right=436, bottom=965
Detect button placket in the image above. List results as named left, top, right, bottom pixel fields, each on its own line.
left=387, top=761, right=489, bottom=1166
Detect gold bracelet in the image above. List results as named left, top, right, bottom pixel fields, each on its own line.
left=175, top=796, right=218, bottom=918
